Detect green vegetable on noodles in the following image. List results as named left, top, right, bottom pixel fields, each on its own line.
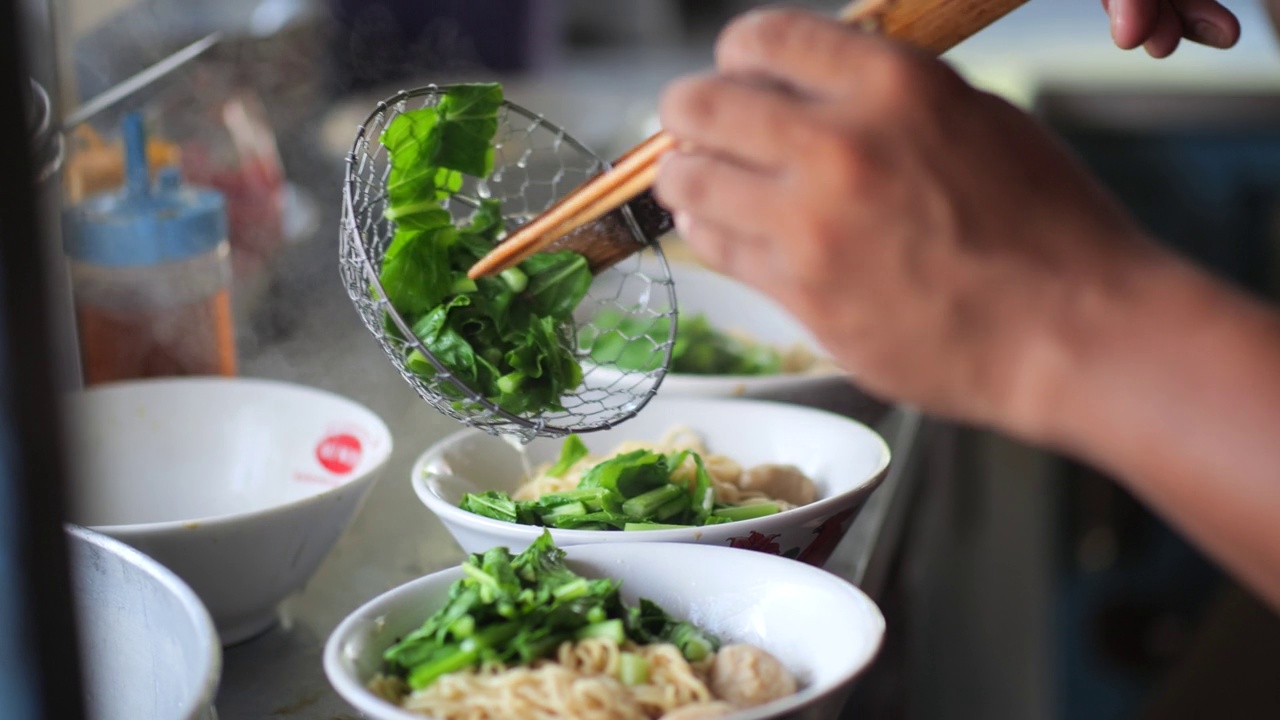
left=618, top=652, right=649, bottom=686
left=585, top=310, right=785, bottom=376
left=378, top=83, right=593, bottom=416
left=547, top=434, right=589, bottom=478
left=381, top=532, right=720, bottom=689
left=458, top=436, right=783, bottom=530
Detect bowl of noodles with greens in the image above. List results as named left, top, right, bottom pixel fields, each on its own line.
left=578, top=262, right=854, bottom=409
left=324, top=535, right=885, bottom=719
left=412, top=396, right=890, bottom=568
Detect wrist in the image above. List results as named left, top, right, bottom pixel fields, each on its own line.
left=1001, top=240, right=1224, bottom=455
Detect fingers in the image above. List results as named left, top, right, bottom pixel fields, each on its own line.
left=714, top=9, right=892, bottom=98
left=1171, top=0, right=1241, bottom=48
left=670, top=212, right=776, bottom=293
left=659, top=74, right=822, bottom=173
left=653, top=151, right=788, bottom=241
left=1108, top=0, right=1161, bottom=49
left=1143, top=0, right=1185, bottom=58
left=1106, top=0, right=1239, bottom=52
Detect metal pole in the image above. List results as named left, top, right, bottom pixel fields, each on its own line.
left=0, top=0, right=87, bottom=715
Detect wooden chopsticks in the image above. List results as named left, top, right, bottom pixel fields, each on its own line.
left=468, top=0, right=1029, bottom=280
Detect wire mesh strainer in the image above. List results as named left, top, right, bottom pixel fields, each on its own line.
left=340, top=85, right=677, bottom=441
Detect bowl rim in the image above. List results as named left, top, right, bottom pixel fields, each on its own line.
left=323, top=541, right=887, bottom=720
left=612, top=261, right=852, bottom=385
left=583, top=359, right=851, bottom=389
left=67, top=523, right=222, bottom=719
left=67, top=376, right=395, bottom=534
left=411, top=396, right=891, bottom=543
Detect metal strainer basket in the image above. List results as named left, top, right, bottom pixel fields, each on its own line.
left=340, top=85, right=677, bottom=440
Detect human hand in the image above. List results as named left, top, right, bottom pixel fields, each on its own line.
left=654, top=9, right=1172, bottom=440
left=1102, top=0, right=1240, bottom=57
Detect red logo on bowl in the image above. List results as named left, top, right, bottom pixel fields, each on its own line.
left=316, top=434, right=362, bottom=475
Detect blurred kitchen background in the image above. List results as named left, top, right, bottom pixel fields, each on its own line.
left=17, top=0, right=1280, bottom=717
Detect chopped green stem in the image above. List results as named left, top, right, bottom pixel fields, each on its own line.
left=622, top=484, right=685, bottom=519
left=712, top=503, right=781, bottom=522
left=496, top=371, right=525, bottom=395
left=669, top=623, right=718, bottom=663
left=450, top=276, right=478, bottom=294
left=500, top=267, right=528, bottom=293
left=575, top=619, right=626, bottom=645
left=407, top=645, right=479, bottom=689
left=654, top=495, right=691, bottom=523
left=539, top=488, right=607, bottom=506
left=448, top=615, right=475, bottom=639
left=619, top=653, right=649, bottom=686
left=461, top=564, right=501, bottom=598
left=552, top=578, right=590, bottom=601
left=543, top=501, right=588, bottom=519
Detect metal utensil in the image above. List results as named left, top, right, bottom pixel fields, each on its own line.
left=340, top=90, right=677, bottom=440
left=62, top=32, right=221, bottom=130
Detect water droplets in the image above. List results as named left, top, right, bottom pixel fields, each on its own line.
left=476, top=179, right=491, bottom=199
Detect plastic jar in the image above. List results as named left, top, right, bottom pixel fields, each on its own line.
left=62, top=114, right=237, bottom=385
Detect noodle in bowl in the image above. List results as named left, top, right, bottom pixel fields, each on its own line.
left=325, top=542, right=886, bottom=720
left=413, top=397, right=890, bottom=568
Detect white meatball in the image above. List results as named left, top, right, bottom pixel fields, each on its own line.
left=739, top=464, right=817, bottom=507
left=708, top=644, right=798, bottom=708
left=661, top=701, right=736, bottom=720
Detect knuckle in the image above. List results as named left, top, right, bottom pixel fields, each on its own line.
left=821, top=136, right=874, bottom=197
left=787, top=214, right=839, bottom=280
left=865, top=51, right=924, bottom=103
left=686, top=223, right=733, bottom=271
left=655, top=156, right=712, bottom=210
left=719, top=8, right=810, bottom=66
left=659, top=77, right=720, bottom=131
left=865, top=49, right=960, bottom=113
left=783, top=119, right=827, bottom=159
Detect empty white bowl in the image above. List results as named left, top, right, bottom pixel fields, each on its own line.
left=413, top=396, right=889, bottom=567
left=65, top=377, right=394, bottom=645
left=324, top=542, right=886, bottom=720
left=68, top=524, right=220, bottom=720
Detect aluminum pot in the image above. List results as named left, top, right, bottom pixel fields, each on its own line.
left=67, top=524, right=221, bottom=720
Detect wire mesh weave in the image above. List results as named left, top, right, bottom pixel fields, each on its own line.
left=340, top=85, right=676, bottom=440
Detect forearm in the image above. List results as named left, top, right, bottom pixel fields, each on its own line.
left=1038, top=251, right=1280, bottom=608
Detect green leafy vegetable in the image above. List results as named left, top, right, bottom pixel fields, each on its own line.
left=378, top=83, right=593, bottom=416
left=381, top=532, right=719, bottom=689
left=459, top=436, right=792, bottom=531
left=586, top=310, right=785, bottom=376
left=547, top=435, right=589, bottom=478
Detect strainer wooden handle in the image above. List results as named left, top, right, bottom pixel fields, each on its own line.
left=470, top=0, right=1030, bottom=279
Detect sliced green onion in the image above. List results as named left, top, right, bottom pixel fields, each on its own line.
left=619, top=653, right=649, bottom=686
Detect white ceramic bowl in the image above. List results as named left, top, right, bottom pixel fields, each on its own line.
left=64, top=377, right=394, bottom=645
left=583, top=261, right=854, bottom=405
left=413, top=396, right=889, bottom=567
left=68, top=524, right=221, bottom=720
left=325, top=542, right=885, bottom=720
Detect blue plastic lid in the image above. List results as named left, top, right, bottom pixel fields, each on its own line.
left=62, top=113, right=228, bottom=267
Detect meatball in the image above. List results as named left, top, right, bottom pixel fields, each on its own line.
left=662, top=702, right=736, bottom=720
left=708, top=644, right=798, bottom=708
left=739, top=464, right=817, bottom=507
